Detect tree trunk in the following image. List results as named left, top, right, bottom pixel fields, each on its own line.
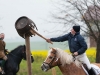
left=96, top=39, right=100, bottom=63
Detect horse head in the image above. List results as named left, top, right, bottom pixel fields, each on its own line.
left=21, top=45, right=34, bottom=63
left=41, top=48, right=61, bottom=72
left=41, top=47, right=77, bottom=72
left=9, top=45, right=34, bottom=63
left=2, top=45, right=34, bottom=75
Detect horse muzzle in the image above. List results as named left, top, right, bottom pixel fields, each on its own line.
left=41, top=63, right=50, bottom=72
left=31, top=55, right=34, bottom=63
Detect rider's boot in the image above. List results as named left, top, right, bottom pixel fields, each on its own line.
left=88, top=67, right=96, bottom=75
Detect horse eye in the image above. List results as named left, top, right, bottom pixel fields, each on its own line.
left=49, top=56, right=52, bottom=59
left=22, top=51, right=25, bottom=53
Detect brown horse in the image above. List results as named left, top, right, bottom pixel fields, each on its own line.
left=41, top=48, right=100, bottom=75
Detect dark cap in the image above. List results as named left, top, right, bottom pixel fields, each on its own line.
left=73, top=25, right=80, bottom=32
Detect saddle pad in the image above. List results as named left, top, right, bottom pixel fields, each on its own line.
left=91, top=64, right=100, bottom=75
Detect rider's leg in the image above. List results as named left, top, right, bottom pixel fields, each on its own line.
left=75, top=53, right=96, bottom=75
left=0, top=56, right=7, bottom=74
left=1, top=56, right=7, bottom=67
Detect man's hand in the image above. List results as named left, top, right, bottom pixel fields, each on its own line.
left=46, top=39, right=51, bottom=43
left=73, top=52, right=78, bottom=56
left=46, top=39, right=53, bottom=44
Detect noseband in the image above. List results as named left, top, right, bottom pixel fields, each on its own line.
left=44, top=56, right=56, bottom=68
left=43, top=51, right=61, bottom=68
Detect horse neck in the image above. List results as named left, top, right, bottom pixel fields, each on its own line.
left=9, top=51, right=23, bottom=64
left=58, top=63, right=86, bottom=75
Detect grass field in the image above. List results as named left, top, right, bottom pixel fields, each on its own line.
left=17, top=47, right=96, bottom=75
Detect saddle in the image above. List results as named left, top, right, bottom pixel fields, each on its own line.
left=82, top=63, right=100, bottom=75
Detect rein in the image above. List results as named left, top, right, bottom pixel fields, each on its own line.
left=72, top=54, right=76, bottom=61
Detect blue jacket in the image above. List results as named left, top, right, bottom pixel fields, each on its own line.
left=50, top=32, right=87, bottom=55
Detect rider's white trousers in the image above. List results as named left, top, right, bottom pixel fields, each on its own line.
left=75, top=53, right=91, bottom=70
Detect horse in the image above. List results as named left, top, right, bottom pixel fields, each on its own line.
left=0, top=45, right=34, bottom=75
left=41, top=48, right=100, bottom=75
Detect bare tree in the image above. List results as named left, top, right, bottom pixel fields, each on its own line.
left=50, top=0, right=100, bottom=63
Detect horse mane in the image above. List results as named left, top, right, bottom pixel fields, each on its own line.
left=49, top=48, right=81, bottom=67
left=10, top=45, right=25, bottom=53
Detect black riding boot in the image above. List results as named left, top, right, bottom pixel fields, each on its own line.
left=88, top=67, right=96, bottom=75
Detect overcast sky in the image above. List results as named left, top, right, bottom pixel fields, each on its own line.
left=0, top=0, right=61, bottom=39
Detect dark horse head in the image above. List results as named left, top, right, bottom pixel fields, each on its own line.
left=2, top=45, right=34, bottom=75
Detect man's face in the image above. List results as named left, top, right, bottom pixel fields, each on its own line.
left=71, top=29, right=76, bottom=35
left=0, top=34, right=5, bottom=40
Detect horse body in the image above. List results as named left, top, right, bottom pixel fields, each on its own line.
left=4, top=57, right=20, bottom=75
left=58, top=63, right=86, bottom=75
left=4, top=51, right=23, bottom=75
left=0, top=45, right=34, bottom=75
left=41, top=48, right=100, bottom=75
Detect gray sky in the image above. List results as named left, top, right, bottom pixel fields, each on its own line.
left=0, top=0, right=60, bottom=39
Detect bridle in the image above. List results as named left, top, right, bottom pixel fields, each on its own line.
left=43, top=51, right=61, bottom=68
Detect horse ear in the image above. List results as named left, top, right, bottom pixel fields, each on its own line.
left=49, top=47, right=54, bottom=50
left=23, top=45, right=26, bottom=47
left=49, top=47, right=52, bottom=49
left=52, top=48, right=55, bottom=51
left=49, top=47, right=56, bottom=51
left=23, top=45, right=26, bottom=50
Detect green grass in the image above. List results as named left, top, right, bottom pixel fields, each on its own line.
left=17, top=58, right=62, bottom=75
left=17, top=55, right=95, bottom=75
